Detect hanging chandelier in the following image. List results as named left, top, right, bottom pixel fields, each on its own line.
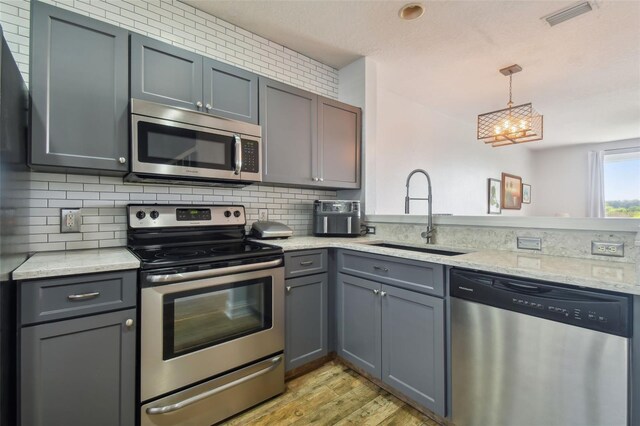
left=477, top=64, right=543, bottom=147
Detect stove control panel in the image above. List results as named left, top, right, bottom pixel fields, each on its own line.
left=128, top=205, right=245, bottom=228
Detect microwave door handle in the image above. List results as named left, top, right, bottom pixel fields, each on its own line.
left=234, top=134, right=242, bottom=175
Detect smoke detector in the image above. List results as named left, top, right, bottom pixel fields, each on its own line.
left=542, top=1, right=594, bottom=27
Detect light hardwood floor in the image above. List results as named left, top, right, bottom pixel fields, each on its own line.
left=220, top=361, right=442, bottom=426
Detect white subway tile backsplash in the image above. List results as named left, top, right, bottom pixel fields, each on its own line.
left=0, top=0, right=339, bottom=253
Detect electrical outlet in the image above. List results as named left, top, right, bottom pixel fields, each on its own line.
left=591, top=241, right=624, bottom=258
left=365, top=225, right=376, bottom=235
left=517, top=237, right=541, bottom=250
left=60, top=208, right=81, bottom=233
left=258, top=209, right=268, bottom=221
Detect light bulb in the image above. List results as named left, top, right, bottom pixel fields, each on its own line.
left=495, top=126, right=501, bottom=134
left=511, top=126, right=517, bottom=133
left=520, top=120, right=526, bottom=129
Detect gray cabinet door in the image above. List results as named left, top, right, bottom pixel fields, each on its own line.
left=285, top=273, right=328, bottom=372
left=336, top=273, right=381, bottom=378
left=130, top=34, right=203, bottom=111
left=30, top=2, right=129, bottom=173
left=259, top=78, right=318, bottom=186
left=381, top=285, right=445, bottom=416
left=21, top=309, right=136, bottom=426
left=203, top=58, right=258, bottom=124
left=317, top=97, right=361, bottom=189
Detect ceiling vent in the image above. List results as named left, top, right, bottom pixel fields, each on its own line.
left=543, top=1, right=593, bottom=27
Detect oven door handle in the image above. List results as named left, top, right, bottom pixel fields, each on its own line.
left=146, top=258, right=282, bottom=284
left=146, top=356, right=283, bottom=415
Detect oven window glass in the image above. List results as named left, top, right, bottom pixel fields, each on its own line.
left=138, top=121, right=233, bottom=170
left=163, top=278, right=272, bottom=360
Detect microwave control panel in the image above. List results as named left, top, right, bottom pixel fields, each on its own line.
left=241, top=140, right=259, bottom=173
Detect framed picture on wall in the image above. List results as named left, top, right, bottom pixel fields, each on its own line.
left=522, top=184, right=532, bottom=204
left=501, top=173, right=522, bottom=210
left=487, top=178, right=501, bottom=214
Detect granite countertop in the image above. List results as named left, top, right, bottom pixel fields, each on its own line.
left=263, top=236, right=640, bottom=295
left=12, top=248, right=140, bottom=280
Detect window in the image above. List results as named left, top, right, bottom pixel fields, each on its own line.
left=603, top=148, right=640, bottom=218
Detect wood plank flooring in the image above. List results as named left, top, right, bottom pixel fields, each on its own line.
left=219, top=361, right=442, bottom=426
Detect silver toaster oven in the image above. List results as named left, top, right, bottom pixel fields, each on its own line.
left=313, top=200, right=361, bottom=237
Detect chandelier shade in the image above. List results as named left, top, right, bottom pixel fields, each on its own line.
left=477, top=64, right=544, bottom=147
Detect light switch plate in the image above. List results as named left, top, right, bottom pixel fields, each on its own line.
left=61, top=208, right=81, bottom=233
left=591, top=241, right=624, bottom=257
left=517, top=237, right=542, bottom=250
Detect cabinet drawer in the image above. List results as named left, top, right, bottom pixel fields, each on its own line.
left=285, top=250, right=328, bottom=278
left=21, top=271, right=137, bottom=325
left=337, top=250, right=444, bottom=297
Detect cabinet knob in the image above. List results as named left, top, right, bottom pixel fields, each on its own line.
left=196, top=101, right=203, bottom=108
left=380, top=291, right=387, bottom=297
left=373, top=289, right=379, bottom=295
left=205, top=104, right=212, bottom=111
left=125, top=319, right=134, bottom=328
left=312, top=177, right=318, bottom=182
left=118, top=157, right=126, bottom=164
left=286, top=286, right=292, bottom=292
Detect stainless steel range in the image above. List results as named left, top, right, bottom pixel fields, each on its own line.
left=127, top=204, right=285, bottom=426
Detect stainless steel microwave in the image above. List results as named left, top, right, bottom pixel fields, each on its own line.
left=127, top=99, right=262, bottom=186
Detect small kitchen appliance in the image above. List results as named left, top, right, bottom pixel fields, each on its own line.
left=127, top=204, right=284, bottom=426
left=251, top=221, right=293, bottom=239
left=313, top=200, right=361, bottom=237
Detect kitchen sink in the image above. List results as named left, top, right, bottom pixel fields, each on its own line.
left=369, top=242, right=465, bottom=256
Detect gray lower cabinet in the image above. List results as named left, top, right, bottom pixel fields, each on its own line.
left=260, top=78, right=362, bottom=189
left=285, top=273, right=328, bottom=372
left=337, top=264, right=446, bottom=416
left=30, top=2, right=129, bottom=173
left=130, top=34, right=258, bottom=123
left=130, top=34, right=203, bottom=111
left=20, top=308, right=136, bottom=426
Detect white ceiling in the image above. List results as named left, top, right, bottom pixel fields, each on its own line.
left=184, top=0, right=640, bottom=149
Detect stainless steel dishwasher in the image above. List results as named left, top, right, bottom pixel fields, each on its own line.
left=450, top=268, right=632, bottom=426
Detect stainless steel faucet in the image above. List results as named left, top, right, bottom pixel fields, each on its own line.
left=405, top=169, right=434, bottom=244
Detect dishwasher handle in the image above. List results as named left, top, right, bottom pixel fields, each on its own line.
left=493, top=279, right=550, bottom=294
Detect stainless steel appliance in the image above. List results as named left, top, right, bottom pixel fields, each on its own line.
left=450, top=268, right=631, bottom=426
left=313, top=200, right=361, bottom=237
left=251, top=221, right=293, bottom=239
left=127, top=204, right=284, bottom=426
left=127, top=99, right=262, bottom=186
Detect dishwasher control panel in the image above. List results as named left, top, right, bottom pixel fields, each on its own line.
left=451, top=268, right=632, bottom=337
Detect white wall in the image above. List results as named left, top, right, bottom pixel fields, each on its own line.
left=369, top=63, right=534, bottom=216
left=530, top=138, right=640, bottom=217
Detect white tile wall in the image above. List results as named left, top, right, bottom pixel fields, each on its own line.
left=0, top=0, right=340, bottom=253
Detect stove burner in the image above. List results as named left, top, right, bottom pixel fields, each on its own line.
left=154, top=249, right=209, bottom=259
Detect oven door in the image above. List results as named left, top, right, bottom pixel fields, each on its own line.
left=132, top=114, right=241, bottom=181
left=140, top=264, right=284, bottom=402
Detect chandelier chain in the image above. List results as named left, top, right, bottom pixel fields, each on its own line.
left=508, top=73, right=513, bottom=108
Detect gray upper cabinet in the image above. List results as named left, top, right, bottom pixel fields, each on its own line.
left=21, top=308, right=136, bottom=426
left=30, top=2, right=129, bottom=173
left=260, top=78, right=362, bottom=189
left=260, top=77, right=317, bottom=186
left=203, top=58, right=258, bottom=123
left=381, top=285, right=445, bottom=416
left=130, top=34, right=203, bottom=111
left=336, top=273, right=381, bottom=378
left=317, top=97, right=361, bottom=189
left=285, top=273, right=328, bottom=372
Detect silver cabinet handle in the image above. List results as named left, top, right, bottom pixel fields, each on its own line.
left=196, top=101, right=203, bottom=108
left=205, top=103, right=212, bottom=111
left=125, top=319, right=134, bottom=328
left=286, top=286, right=292, bottom=292
left=234, top=134, right=242, bottom=175
left=373, top=289, right=379, bottom=295
left=380, top=291, right=387, bottom=297
left=118, top=157, right=126, bottom=164
left=147, top=258, right=282, bottom=284
left=67, top=291, right=100, bottom=301
left=373, top=266, right=389, bottom=272
left=312, top=177, right=319, bottom=182
left=319, top=178, right=324, bottom=182
left=146, top=356, right=282, bottom=415
left=299, top=260, right=314, bottom=266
